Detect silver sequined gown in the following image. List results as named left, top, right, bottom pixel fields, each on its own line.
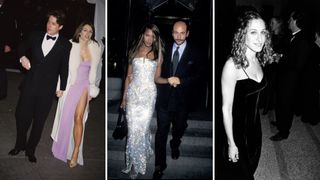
left=122, top=57, right=157, bottom=175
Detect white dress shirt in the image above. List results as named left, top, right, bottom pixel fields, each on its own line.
left=171, top=41, right=187, bottom=62
left=42, top=33, right=59, bottom=57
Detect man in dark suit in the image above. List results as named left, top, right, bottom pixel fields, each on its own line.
left=8, top=9, right=72, bottom=163
left=270, top=10, right=312, bottom=141
left=153, top=20, right=202, bottom=179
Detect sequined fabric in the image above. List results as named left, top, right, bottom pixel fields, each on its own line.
left=122, top=57, right=157, bottom=176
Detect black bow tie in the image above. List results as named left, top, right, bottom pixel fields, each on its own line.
left=46, top=35, right=56, bottom=40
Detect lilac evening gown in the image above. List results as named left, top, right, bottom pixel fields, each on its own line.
left=52, top=61, right=91, bottom=165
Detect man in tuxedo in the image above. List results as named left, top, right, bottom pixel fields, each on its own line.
left=8, top=9, right=72, bottom=163
left=153, top=20, right=202, bottom=179
left=270, top=10, right=312, bottom=141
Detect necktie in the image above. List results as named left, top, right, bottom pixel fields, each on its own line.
left=172, top=46, right=180, bottom=75
left=46, top=35, right=56, bottom=40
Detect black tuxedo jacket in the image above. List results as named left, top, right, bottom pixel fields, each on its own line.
left=277, top=31, right=312, bottom=90
left=157, top=42, right=202, bottom=111
left=18, top=31, right=72, bottom=97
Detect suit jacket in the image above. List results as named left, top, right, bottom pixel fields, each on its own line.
left=18, top=31, right=72, bottom=97
left=157, top=41, right=202, bottom=111
left=278, top=30, right=312, bottom=89
left=276, top=30, right=312, bottom=113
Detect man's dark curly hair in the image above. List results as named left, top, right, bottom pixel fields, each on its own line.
left=230, top=10, right=275, bottom=68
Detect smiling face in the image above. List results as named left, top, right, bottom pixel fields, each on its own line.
left=142, top=28, right=155, bottom=47
left=79, top=24, right=93, bottom=42
left=46, top=15, right=63, bottom=35
left=245, top=18, right=267, bottom=53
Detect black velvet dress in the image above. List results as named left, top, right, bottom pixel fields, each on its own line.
left=222, top=69, right=267, bottom=180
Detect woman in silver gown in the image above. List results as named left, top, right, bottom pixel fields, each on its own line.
left=120, top=24, right=178, bottom=179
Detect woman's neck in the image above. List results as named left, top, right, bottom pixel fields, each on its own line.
left=79, top=39, right=89, bottom=46
left=245, top=49, right=257, bottom=63
left=141, top=44, right=152, bottom=51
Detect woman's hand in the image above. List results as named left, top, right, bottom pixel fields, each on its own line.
left=120, top=99, right=126, bottom=109
left=168, top=77, right=180, bottom=87
left=56, top=90, right=64, bottom=98
left=228, top=144, right=239, bottom=163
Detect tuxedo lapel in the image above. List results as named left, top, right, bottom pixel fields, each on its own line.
left=36, top=33, right=45, bottom=58
left=44, top=36, right=62, bottom=59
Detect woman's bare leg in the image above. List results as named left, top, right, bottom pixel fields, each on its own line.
left=70, top=89, right=88, bottom=167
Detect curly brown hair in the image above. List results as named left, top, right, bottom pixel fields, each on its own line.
left=230, top=11, right=275, bottom=68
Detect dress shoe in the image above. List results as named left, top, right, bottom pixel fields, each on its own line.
left=170, top=140, right=180, bottom=159
left=8, top=148, right=22, bottom=156
left=171, top=148, right=180, bottom=159
left=152, top=168, right=163, bottom=180
left=270, top=133, right=288, bottom=141
left=26, top=154, right=37, bottom=163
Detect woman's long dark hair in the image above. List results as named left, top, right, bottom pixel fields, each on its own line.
left=72, top=21, right=98, bottom=44
left=230, top=11, right=275, bottom=68
left=128, top=24, right=164, bottom=63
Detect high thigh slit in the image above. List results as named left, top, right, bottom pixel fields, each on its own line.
left=52, top=61, right=91, bottom=165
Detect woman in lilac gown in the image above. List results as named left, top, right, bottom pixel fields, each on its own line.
left=51, top=22, right=103, bottom=168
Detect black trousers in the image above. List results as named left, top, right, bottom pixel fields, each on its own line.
left=0, top=68, right=7, bottom=99
left=275, top=79, right=296, bottom=137
left=14, top=88, right=54, bottom=155
left=154, top=107, right=188, bottom=170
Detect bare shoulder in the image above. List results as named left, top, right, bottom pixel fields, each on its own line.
left=222, top=57, right=239, bottom=79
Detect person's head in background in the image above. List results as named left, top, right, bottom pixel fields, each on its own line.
left=288, top=10, right=307, bottom=33
left=269, top=17, right=285, bottom=35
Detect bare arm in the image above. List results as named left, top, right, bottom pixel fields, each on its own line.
left=120, top=64, right=133, bottom=109
left=154, top=55, right=169, bottom=84
left=221, top=58, right=239, bottom=162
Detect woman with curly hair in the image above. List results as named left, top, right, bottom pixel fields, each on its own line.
left=220, top=10, right=275, bottom=179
